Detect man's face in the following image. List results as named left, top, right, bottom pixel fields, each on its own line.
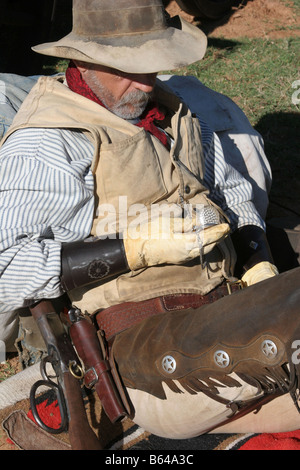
left=75, top=62, right=157, bottom=119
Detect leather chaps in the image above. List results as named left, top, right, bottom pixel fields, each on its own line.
left=110, top=267, right=300, bottom=434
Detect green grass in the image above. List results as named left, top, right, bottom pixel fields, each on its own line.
left=0, top=354, right=20, bottom=382
left=168, top=36, right=299, bottom=125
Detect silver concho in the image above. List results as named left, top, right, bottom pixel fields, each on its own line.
left=214, top=350, right=230, bottom=368
left=261, top=339, right=278, bottom=359
left=162, top=355, right=177, bottom=374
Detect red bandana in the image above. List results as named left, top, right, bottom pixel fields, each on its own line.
left=65, top=62, right=168, bottom=147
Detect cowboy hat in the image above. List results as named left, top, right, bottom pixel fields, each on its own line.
left=32, top=0, right=207, bottom=74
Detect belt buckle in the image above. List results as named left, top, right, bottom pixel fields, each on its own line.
left=226, top=279, right=245, bottom=295
left=84, top=367, right=99, bottom=388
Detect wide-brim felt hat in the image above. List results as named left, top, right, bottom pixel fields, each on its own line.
left=32, top=0, right=207, bottom=74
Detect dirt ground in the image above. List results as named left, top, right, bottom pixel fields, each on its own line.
left=166, top=0, right=300, bottom=38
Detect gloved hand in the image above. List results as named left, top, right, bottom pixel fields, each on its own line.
left=123, top=211, right=230, bottom=271
left=241, top=261, right=279, bottom=286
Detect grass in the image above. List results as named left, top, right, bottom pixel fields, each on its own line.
left=168, top=36, right=299, bottom=127
left=0, top=354, right=20, bottom=382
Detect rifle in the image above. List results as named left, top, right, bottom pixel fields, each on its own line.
left=29, top=300, right=103, bottom=450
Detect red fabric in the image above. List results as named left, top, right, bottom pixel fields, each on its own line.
left=135, top=104, right=168, bottom=147
left=65, top=61, right=168, bottom=147
left=28, top=399, right=62, bottom=431
left=5, top=438, right=16, bottom=447
left=239, top=430, right=300, bottom=450
left=65, top=61, right=105, bottom=107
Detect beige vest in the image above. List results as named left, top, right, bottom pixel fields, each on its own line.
left=3, top=76, right=236, bottom=313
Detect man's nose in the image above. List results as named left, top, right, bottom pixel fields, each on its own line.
left=131, top=73, right=157, bottom=92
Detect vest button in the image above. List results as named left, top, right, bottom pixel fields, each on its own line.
left=184, top=185, right=191, bottom=194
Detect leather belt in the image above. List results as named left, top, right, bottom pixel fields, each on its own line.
left=95, top=280, right=244, bottom=342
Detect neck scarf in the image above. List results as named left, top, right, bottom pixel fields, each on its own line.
left=65, top=62, right=168, bottom=147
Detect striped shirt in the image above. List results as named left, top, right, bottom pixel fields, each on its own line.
left=0, top=120, right=264, bottom=316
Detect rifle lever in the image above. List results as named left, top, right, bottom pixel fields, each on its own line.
left=29, top=378, right=68, bottom=434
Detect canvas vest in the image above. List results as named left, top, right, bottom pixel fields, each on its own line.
left=2, top=76, right=236, bottom=313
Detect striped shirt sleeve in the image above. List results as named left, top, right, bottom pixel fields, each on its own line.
left=199, top=119, right=265, bottom=232
left=0, top=127, right=95, bottom=314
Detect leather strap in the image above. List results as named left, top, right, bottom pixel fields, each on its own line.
left=84, top=361, right=110, bottom=389
left=95, top=280, right=244, bottom=341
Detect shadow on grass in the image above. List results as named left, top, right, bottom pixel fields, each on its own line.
left=207, top=36, right=242, bottom=50
left=257, top=111, right=300, bottom=273
left=255, top=111, right=300, bottom=218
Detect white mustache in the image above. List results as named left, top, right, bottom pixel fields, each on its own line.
left=114, top=89, right=152, bottom=117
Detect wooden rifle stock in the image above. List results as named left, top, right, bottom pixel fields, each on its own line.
left=30, top=300, right=102, bottom=450
left=62, top=371, right=102, bottom=450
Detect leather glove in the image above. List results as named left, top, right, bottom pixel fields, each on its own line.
left=123, top=211, right=230, bottom=271
left=241, top=261, right=279, bottom=286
